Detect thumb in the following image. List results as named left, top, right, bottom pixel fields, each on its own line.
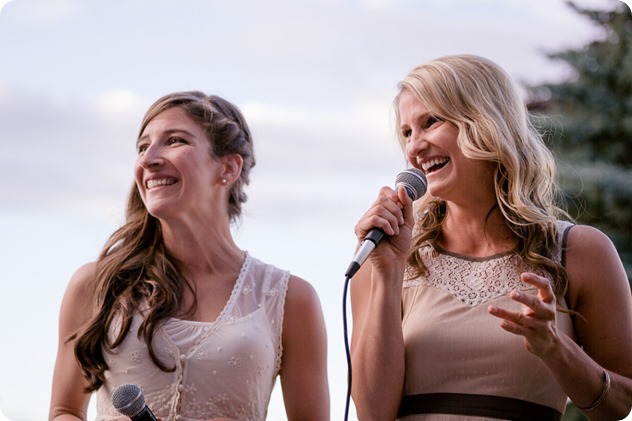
left=397, top=185, right=415, bottom=228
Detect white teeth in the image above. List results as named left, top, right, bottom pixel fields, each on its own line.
left=146, top=178, right=175, bottom=189
left=422, top=157, right=450, bottom=172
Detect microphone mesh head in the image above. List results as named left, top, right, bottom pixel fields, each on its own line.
left=112, top=383, right=145, bottom=417
left=395, top=168, right=427, bottom=201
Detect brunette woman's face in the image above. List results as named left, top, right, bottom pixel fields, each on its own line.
left=134, top=107, right=226, bottom=220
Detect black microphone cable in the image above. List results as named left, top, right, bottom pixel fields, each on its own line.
left=342, top=274, right=353, bottom=421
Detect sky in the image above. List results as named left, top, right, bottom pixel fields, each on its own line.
left=0, top=0, right=630, bottom=420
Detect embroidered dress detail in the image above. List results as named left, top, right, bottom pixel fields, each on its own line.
left=94, top=253, right=291, bottom=421
left=416, top=242, right=547, bottom=307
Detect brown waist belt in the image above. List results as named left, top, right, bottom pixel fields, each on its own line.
left=398, top=393, right=562, bottom=421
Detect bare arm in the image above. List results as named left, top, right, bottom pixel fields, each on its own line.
left=490, top=225, right=632, bottom=420
left=49, top=263, right=96, bottom=421
left=350, top=186, right=414, bottom=420
left=560, top=226, right=632, bottom=419
left=280, top=275, right=330, bottom=421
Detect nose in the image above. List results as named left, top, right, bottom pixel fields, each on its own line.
left=405, top=131, right=428, bottom=161
left=138, top=143, right=165, bottom=169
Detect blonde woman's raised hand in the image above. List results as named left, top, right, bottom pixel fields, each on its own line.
left=488, top=272, right=559, bottom=357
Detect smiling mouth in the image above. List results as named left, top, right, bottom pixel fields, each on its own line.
left=422, top=157, right=450, bottom=174
left=146, top=178, right=176, bottom=189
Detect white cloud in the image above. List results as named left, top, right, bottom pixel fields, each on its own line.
left=4, top=0, right=79, bottom=24
left=363, top=0, right=397, bottom=10
left=0, top=401, right=12, bottom=421
left=242, top=101, right=321, bottom=129
left=0, top=0, right=13, bottom=15
left=242, top=97, right=392, bottom=138
left=0, top=85, right=136, bottom=214
left=96, top=89, right=145, bottom=121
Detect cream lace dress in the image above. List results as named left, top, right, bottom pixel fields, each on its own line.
left=94, top=253, right=289, bottom=421
left=399, top=221, right=575, bottom=420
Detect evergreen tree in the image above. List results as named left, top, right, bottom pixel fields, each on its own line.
left=527, top=0, right=632, bottom=285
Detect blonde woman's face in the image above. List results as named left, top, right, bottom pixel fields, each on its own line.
left=399, top=89, right=494, bottom=203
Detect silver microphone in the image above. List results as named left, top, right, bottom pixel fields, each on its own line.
left=345, top=168, right=427, bottom=278
left=111, top=383, right=157, bottom=421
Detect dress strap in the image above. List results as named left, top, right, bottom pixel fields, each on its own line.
left=559, top=222, right=574, bottom=268
left=398, top=393, right=562, bottom=421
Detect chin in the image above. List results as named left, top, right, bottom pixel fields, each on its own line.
left=144, top=202, right=175, bottom=220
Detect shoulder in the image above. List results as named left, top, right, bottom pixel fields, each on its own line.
left=248, top=255, right=323, bottom=317
left=281, top=275, right=327, bottom=355
left=65, top=262, right=97, bottom=300
left=563, top=226, right=632, bottom=375
left=278, top=276, right=329, bottom=418
left=247, top=254, right=289, bottom=282
left=285, top=275, right=322, bottom=310
left=564, top=224, right=621, bottom=268
left=564, top=224, right=629, bottom=307
left=246, top=254, right=323, bottom=316
left=60, top=262, right=98, bottom=328
left=283, top=275, right=325, bottom=332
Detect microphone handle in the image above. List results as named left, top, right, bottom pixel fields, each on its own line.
left=364, top=228, right=385, bottom=246
left=130, top=406, right=157, bottom=421
left=345, top=228, right=385, bottom=278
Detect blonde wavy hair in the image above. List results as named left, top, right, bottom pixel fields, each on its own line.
left=393, top=55, right=571, bottom=294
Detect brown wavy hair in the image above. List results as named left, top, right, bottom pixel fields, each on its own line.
left=72, top=91, right=255, bottom=391
left=393, top=55, right=572, bottom=296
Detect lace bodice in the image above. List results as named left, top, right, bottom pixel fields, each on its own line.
left=404, top=244, right=550, bottom=308
left=94, top=253, right=290, bottom=421
left=404, top=221, right=569, bottom=308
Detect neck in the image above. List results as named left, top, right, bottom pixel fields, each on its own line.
left=437, top=201, right=516, bottom=257
left=159, top=215, right=243, bottom=276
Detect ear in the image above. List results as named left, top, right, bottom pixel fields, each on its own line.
left=220, top=154, right=244, bottom=184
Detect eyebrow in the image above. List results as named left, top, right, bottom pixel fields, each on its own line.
left=136, top=128, right=197, bottom=147
left=400, top=111, right=438, bottom=129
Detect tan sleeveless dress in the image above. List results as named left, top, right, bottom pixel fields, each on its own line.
left=399, top=222, right=574, bottom=420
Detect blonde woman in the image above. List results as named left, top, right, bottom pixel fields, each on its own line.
left=351, top=55, right=632, bottom=420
